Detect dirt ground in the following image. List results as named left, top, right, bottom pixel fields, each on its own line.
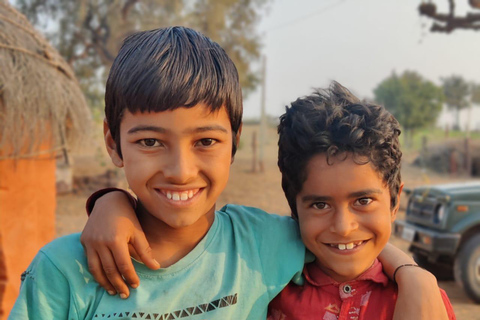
left=56, top=123, right=480, bottom=319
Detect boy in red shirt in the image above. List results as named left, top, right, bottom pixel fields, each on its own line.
left=267, top=82, right=455, bottom=319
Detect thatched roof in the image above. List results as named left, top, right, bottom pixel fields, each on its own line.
left=0, top=1, right=91, bottom=159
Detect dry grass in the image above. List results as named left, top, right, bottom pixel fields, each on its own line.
left=0, top=2, right=91, bottom=159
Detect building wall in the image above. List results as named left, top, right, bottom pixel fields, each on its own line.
left=0, top=146, right=56, bottom=319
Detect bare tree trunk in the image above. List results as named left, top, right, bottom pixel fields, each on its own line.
left=454, top=108, right=460, bottom=130
left=251, top=131, right=257, bottom=173
left=258, top=55, right=266, bottom=173
left=465, top=103, right=472, bottom=137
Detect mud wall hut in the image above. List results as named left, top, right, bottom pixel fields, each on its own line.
left=0, top=2, right=90, bottom=317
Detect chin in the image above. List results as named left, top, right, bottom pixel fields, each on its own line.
left=164, top=219, right=194, bottom=229
left=165, top=215, right=202, bottom=228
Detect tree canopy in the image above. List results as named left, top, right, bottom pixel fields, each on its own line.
left=374, top=71, right=444, bottom=145
left=441, top=75, right=470, bottom=129
left=15, top=0, right=271, bottom=109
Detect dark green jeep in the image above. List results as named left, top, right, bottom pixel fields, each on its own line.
left=394, top=181, right=480, bottom=303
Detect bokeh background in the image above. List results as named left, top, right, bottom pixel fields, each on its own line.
left=1, top=0, right=480, bottom=318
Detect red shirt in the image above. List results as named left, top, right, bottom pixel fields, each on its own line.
left=268, top=260, right=456, bottom=320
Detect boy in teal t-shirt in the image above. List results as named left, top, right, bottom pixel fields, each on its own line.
left=11, top=27, right=449, bottom=319
left=10, top=26, right=304, bottom=320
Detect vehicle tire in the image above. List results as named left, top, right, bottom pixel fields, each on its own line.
left=454, top=234, right=480, bottom=303
left=413, top=253, right=454, bottom=281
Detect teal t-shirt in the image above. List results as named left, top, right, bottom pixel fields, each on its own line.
left=9, top=205, right=305, bottom=319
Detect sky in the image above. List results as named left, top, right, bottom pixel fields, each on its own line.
left=243, top=0, right=480, bottom=129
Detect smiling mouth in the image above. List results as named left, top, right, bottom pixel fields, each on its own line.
left=157, top=189, right=201, bottom=201
left=327, top=241, right=366, bottom=251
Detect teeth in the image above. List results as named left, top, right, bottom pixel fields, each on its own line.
left=330, top=241, right=363, bottom=250
left=161, top=189, right=199, bottom=201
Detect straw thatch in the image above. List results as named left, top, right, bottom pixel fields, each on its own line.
left=0, top=1, right=91, bottom=159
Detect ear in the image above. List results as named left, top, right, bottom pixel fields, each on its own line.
left=104, top=120, right=124, bottom=168
left=231, top=123, right=243, bottom=164
left=391, top=183, right=404, bottom=222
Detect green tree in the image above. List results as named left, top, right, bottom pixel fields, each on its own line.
left=441, top=75, right=470, bottom=130
left=374, top=71, right=444, bottom=147
left=471, top=82, right=480, bottom=106
left=15, top=0, right=271, bottom=110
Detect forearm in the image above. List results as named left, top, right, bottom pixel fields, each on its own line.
left=86, top=188, right=137, bottom=216
left=379, top=243, right=449, bottom=320
left=393, top=268, right=448, bottom=320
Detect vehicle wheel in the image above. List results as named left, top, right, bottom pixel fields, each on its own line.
left=454, top=234, right=480, bottom=303
left=413, top=253, right=454, bottom=281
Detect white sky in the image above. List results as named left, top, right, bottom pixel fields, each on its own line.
left=243, top=0, right=480, bottom=127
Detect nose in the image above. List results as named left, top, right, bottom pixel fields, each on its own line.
left=162, top=146, right=197, bottom=184
left=329, top=206, right=358, bottom=236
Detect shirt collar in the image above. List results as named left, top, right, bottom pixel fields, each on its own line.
left=303, top=259, right=390, bottom=287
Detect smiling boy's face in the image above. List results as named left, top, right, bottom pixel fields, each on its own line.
left=296, top=153, right=402, bottom=282
left=105, top=104, right=236, bottom=233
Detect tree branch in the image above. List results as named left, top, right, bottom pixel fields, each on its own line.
left=122, top=0, right=139, bottom=21
left=419, top=0, right=480, bottom=33
left=81, top=2, right=115, bottom=64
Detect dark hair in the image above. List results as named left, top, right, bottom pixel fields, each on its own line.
left=105, top=26, right=242, bottom=157
left=277, top=81, right=402, bottom=218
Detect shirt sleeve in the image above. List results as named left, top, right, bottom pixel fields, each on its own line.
left=221, top=205, right=305, bottom=301
left=440, top=288, right=457, bottom=320
left=257, top=213, right=305, bottom=299
left=85, top=187, right=137, bottom=216
left=9, top=251, right=78, bottom=320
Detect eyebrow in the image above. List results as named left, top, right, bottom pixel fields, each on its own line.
left=127, top=125, right=229, bottom=135
left=300, top=189, right=383, bottom=203
left=127, top=126, right=167, bottom=134
left=186, top=125, right=229, bottom=134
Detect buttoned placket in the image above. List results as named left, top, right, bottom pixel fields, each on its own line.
left=340, top=283, right=355, bottom=299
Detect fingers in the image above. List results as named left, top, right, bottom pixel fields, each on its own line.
left=80, top=189, right=149, bottom=297
left=82, top=234, right=133, bottom=298
left=110, top=241, right=140, bottom=290
left=84, top=247, right=117, bottom=296
left=96, top=246, right=131, bottom=298
left=131, top=232, right=160, bottom=271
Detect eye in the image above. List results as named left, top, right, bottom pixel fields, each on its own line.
left=312, top=202, right=330, bottom=210
left=196, top=138, right=217, bottom=147
left=355, top=197, right=373, bottom=206
left=138, top=139, right=161, bottom=147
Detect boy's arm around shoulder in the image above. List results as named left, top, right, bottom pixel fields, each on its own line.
left=81, top=189, right=160, bottom=298
left=379, top=243, right=454, bottom=320
left=394, top=268, right=456, bottom=320
left=9, top=238, right=79, bottom=319
left=221, top=205, right=305, bottom=298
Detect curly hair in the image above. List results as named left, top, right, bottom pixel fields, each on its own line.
left=277, top=81, right=402, bottom=218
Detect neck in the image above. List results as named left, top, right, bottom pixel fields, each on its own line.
left=313, top=259, right=375, bottom=283
left=136, top=204, right=215, bottom=268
